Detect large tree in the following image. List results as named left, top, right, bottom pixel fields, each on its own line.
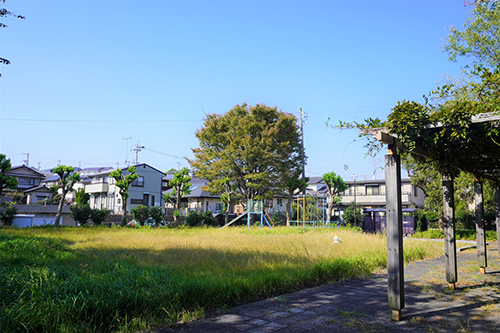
left=163, top=167, right=191, bottom=222
left=1, top=0, right=25, bottom=76
left=52, top=165, right=80, bottom=226
left=110, top=166, right=139, bottom=226
left=190, top=103, right=303, bottom=208
left=322, top=171, right=348, bottom=222
left=0, top=154, right=18, bottom=201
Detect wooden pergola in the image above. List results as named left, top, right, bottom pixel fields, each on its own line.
left=363, top=112, right=500, bottom=321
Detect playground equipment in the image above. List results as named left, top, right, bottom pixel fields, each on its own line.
left=247, top=200, right=273, bottom=230
left=220, top=200, right=274, bottom=229
left=289, top=195, right=340, bottom=229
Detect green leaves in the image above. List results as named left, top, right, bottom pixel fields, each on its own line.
left=190, top=103, right=302, bottom=203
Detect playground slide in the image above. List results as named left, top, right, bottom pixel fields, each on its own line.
left=220, top=211, right=248, bottom=229
left=263, top=208, right=274, bottom=226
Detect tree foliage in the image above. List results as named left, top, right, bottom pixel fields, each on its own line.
left=69, top=204, right=92, bottom=226
left=1, top=0, right=25, bottom=75
left=110, top=166, right=139, bottom=226
left=163, top=167, right=191, bottom=222
left=0, top=201, right=17, bottom=225
left=0, top=154, right=18, bottom=200
left=190, top=103, right=303, bottom=207
left=74, top=188, right=90, bottom=206
left=445, top=0, right=500, bottom=71
left=90, top=208, right=110, bottom=226
left=343, top=202, right=363, bottom=227
left=52, top=165, right=80, bottom=226
left=322, top=171, right=348, bottom=221
left=131, top=205, right=150, bottom=226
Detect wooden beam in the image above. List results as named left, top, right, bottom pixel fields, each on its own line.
left=385, top=153, right=404, bottom=319
left=475, top=180, right=487, bottom=273
left=442, top=172, right=457, bottom=289
left=375, top=131, right=433, bottom=160
left=496, top=186, right=500, bottom=258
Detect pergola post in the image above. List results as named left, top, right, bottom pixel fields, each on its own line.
left=496, top=185, right=500, bottom=258
left=442, top=171, right=457, bottom=290
left=474, top=180, right=487, bottom=274
left=385, top=148, right=404, bottom=321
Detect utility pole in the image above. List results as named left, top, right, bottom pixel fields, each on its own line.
left=352, top=173, right=357, bottom=226
left=299, top=107, right=307, bottom=194
left=23, top=153, right=29, bottom=166
left=132, top=141, right=145, bottom=165
left=123, top=137, right=132, bottom=166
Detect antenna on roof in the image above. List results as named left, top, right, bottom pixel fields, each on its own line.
left=23, top=153, right=29, bottom=166
left=123, top=137, right=132, bottom=166
left=132, top=141, right=145, bottom=165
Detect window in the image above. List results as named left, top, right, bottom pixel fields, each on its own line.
left=131, top=199, right=143, bottom=204
left=215, top=203, right=223, bottom=211
left=18, top=177, right=36, bottom=185
left=132, top=176, right=144, bottom=187
left=265, top=199, right=273, bottom=208
left=277, top=198, right=283, bottom=207
left=366, top=185, right=379, bottom=195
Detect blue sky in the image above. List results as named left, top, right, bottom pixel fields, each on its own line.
left=0, top=0, right=472, bottom=181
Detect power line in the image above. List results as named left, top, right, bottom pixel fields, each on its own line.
left=0, top=118, right=201, bottom=123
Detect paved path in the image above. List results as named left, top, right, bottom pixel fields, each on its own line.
left=158, top=246, right=500, bottom=333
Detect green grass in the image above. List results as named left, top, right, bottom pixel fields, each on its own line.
left=413, top=228, right=497, bottom=242
left=0, top=226, right=444, bottom=332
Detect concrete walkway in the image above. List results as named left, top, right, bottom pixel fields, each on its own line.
left=158, top=246, right=500, bottom=333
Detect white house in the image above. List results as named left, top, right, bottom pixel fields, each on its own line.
left=85, top=163, right=165, bottom=214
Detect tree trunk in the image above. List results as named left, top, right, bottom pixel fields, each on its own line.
left=286, top=189, right=293, bottom=227
left=327, top=193, right=334, bottom=222
left=121, top=199, right=128, bottom=226
left=55, top=188, right=68, bottom=226
left=175, top=187, right=181, bottom=222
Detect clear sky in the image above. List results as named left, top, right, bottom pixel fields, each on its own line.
left=0, top=0, right=472, bottom=181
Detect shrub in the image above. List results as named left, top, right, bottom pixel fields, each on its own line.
left=149, top=206, right=165, bottom=227
left=414, top=210, right=428, bottom=233
left=90, top=208, right=111, bottom=226
left=186, top=211, right=203, bottom=227
left=270, top=212, right=285, bottom=226
left=132, top=205, right=150, bottom=226
left=69, top=204, right=92, bottom=225
left=186, top=211, right=217, bottom=227
left=0, top=202, right=18, bottom=226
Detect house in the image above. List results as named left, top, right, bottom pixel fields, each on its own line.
left=85, top=163, right=165, bottom=214
left=303, top=176, right=425, bottom=232
left=163, top=175, right=226, bottom=215
left=2, top=165, right=49, bottom=204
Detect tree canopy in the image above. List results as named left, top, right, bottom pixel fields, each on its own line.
left=52, top=165, right=80, bottom=226
left=163, top=167, right=191, bottom=221
left=0, top=154, right=18, bottom=200
left=322, top=171, right=348, bottom=221
left=110, top=166, right=139, bottom=225
left=190, top=103, right=303, bottom=206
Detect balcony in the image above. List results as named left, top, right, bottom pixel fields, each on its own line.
left=85, top=183, right=109, bottom=193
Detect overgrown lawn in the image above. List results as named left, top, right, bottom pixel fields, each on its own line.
left=0, top=226, right=443, bottom=332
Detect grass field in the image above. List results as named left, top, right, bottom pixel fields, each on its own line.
left=0, top=226, right=445, bottom=333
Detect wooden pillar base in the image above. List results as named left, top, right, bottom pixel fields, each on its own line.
left=392, top=309, right=401, bottom=321
left=448, top=283, right=456, bottom=290
left=480, top=267, right=486, bottom=274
